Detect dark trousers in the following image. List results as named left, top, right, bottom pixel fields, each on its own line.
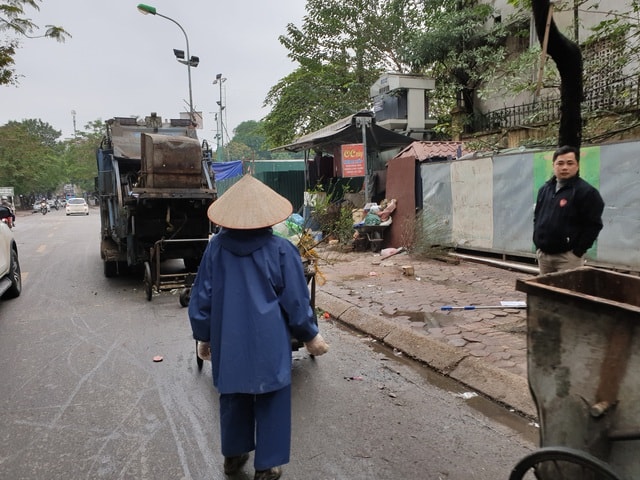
left=219, top=385, right=291, bottom=470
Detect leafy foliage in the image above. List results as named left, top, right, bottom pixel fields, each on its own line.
left=0, top=118, right=100, bottom=200
left=262, top=0, right=423, bottom=147
left=0, top=119, right=63, bottom=196
left=0, top=0, right=70, bottom=85
left=59, top=119, right=104, bottom=193
left=263, top=64, right=367, bottom=148
left=401, top=0, right=530, bottom=119
left=309, top=183, right=357, bottom=244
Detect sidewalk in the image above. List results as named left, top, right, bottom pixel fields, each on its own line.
left=314, top=247, right=539, bottom=418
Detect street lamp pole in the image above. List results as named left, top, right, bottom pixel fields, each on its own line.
left=137, top=4, right=196, bottom=124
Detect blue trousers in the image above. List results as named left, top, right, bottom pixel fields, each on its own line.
left=219, top=385, right=291, bottom=470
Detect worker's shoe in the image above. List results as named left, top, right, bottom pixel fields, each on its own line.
left=223, top=453, right=250, bottom=475
left=254, top=466, right=282, bottom=480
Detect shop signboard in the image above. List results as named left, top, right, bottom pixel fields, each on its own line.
left=341, top=143, right=365, bottom=178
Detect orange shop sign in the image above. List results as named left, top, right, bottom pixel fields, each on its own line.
left=341, top=143, right=365, bottom=177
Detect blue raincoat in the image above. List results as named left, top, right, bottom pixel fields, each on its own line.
left=188, top=228, right=318, bottom=394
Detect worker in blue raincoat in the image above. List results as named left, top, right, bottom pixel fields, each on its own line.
left=189, top=174, right=329, bottom=480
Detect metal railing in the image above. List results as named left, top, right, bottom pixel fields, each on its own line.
left=469, top=76, right=640, bottom=133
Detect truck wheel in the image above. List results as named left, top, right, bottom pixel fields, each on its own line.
left=104, top=260, right=118, bottom=278
left=2, top=247, right=22, bottom=299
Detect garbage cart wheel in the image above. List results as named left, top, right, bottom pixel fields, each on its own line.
left=143, top=262, right=153, bottom=301
left=179, top=288, right=191, bottom=307
left=509, top=446, right=621, bottom=480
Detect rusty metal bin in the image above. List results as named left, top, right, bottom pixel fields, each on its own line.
left=516, top=267, right=640, bottom=479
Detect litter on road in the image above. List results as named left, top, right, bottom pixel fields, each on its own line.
left=441, top=301, right=526, bottom=311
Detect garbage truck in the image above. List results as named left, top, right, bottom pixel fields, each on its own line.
left=96, top=113, right=216, bottom=301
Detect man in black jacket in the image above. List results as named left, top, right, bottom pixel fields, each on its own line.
left=533, top=145, right=605, bottom=274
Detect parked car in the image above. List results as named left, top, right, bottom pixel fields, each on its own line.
left=0, top=208, right=21, bottom=299
left=65, top=197, right=89, bottom=216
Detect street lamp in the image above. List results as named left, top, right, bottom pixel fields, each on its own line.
left=137, top=4, right=198, bottom=124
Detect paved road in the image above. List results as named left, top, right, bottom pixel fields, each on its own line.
left=0, top=210, right=537, bottom=479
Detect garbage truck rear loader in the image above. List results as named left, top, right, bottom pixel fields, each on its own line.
left=96, top=113, right=216, bottom=278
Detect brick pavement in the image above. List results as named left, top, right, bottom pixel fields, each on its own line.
left=313, top=247, right=538, bottom=416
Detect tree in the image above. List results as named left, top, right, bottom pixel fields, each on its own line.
left=58, top=119, right=103, bottom=192
left=224, top=140, right=254, bottom=161
left=5, top=117, right=60, bottom=146
left=0, top=119, right=64, bottom=197
left=263, top=0, right=423, bottom=147
left=230, top=120, right=272, bottom=159
left=401, top=0, right=530, bottom=125
left=0, top=0, right=70, bottom=85
left=0, top=118, right=102, bottom=202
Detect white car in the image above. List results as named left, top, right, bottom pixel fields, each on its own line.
left=65, top=198, right=89, bottom=216
left=0, top=207, right=21, bottom=299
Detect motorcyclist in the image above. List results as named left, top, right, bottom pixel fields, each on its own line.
left=1, top=196, right=15, bottom=227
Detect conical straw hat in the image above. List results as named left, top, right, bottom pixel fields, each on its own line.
left=207, top=174, right=293, bottom=229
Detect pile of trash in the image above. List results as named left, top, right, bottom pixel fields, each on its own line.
left=273, top=213, right=326, bottom=285
left=353, top=198, right=397, bottom=227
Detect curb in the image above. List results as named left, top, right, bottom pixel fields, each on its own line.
left=316, top=290, right=537, bottom=419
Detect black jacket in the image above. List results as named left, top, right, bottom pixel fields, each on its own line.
left=533, top=175, right=604, bottom=257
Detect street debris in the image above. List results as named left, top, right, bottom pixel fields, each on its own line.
left=441, top=300, right=526, bottom=311
left=454, top=391, right=478, bottom=400
left=401, top=265, right=414, bottom=276
left=380, top=246, right=406, bottom=259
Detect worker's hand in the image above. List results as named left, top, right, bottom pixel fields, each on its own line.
left=197, top=341, right=211, bottom=361
left=305, top=334, right=329, bottom=356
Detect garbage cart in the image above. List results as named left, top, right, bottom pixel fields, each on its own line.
left=509, top=267, right=640, bottom=480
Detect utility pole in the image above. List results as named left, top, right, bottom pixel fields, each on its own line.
left=71, top=110, right=77, bottom=136
left=354, top=113, right=372, bottom=204
left=212, top=73, right=226, bottom=162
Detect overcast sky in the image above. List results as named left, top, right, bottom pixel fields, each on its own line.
left=0, top=0, right=307, bottom=143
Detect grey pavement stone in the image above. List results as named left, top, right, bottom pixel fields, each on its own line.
left=315, top=250, right=537, bottom=418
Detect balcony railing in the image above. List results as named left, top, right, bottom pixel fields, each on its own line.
left=469, top=76, right=640, bottom=133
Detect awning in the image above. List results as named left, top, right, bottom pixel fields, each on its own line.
left=276, top=111, right=415, bottom=153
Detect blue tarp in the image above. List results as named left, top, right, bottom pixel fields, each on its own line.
left=209, top=160, right=243, bottom=181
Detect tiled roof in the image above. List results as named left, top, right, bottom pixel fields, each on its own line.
left=392, top=141, right=470, bottom=161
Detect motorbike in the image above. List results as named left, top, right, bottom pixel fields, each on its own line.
left=0, top=205, right=14, bottom=228
left=40, top=200, right=49, bottom=215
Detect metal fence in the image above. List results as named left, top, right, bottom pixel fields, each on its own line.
left=470, top=76, right=640, bottom=133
